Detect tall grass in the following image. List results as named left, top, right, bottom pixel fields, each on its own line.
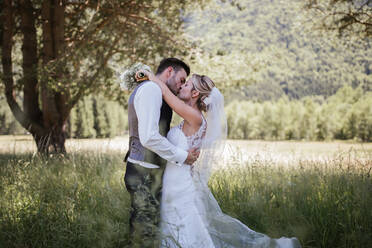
left=0, top=153, right=130, bottom=248
left=0, top=150, right=371, bottom=247
left=210, top=155, right=372, bottom=248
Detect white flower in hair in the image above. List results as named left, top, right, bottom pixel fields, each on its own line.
left=203, top=95, right=212, bottom=106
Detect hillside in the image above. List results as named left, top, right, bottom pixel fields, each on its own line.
left=184, top=0, right=371, bottom=101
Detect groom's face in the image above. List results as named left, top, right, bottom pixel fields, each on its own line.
left=166, top=68, right=187, bottom=95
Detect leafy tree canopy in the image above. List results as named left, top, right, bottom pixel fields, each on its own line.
left=0, top=0, right=208, bottom=153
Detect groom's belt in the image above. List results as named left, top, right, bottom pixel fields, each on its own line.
left=125, top=136, right=163, bottom=169
left=127, top=157, right=160, bottom=169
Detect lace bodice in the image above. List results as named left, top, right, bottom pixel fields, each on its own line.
left=178, top=116, right=207, bottom=149
left=176, top=116, right=207, bottom=149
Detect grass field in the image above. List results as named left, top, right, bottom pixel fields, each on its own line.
left=1, top=135, right=371, bottom=163
left=0, top=135, right=371, bottom=247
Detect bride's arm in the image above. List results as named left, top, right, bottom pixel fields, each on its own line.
left=138, top=71, right=202, bottom=127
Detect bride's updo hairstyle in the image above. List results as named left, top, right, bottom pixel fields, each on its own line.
left=191, top=74, right=215, bottom=112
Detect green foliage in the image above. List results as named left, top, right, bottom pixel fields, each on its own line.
left=2, top=85, right=370, bottom=142
left=184, top=0, right=371, bottom=100
left=91, top=96, right=127, bottom=138
left=2, top=0, right=210, bottom=99
left=0, top=97, right=25, bottom=135
left=1, top=0, right=211, bottom=153
left=0, top=94, right=127, bottom=139
left=30, top=0, right=210, bottom=101
left=68, top=95, right=127, bottom=139
left=0, top=95, right=128, bottom=139
left=70, top=97, right=97, bottom=139
left=226, top=85, right=372, bottom=141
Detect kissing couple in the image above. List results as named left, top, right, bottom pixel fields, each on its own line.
left=122, top=58, right=301, bottom=248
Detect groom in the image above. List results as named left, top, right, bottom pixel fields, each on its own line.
left=124, top=58, right=199, bottom=247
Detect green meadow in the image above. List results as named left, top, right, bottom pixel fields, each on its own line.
left=0, top=136, right=371, bottom=248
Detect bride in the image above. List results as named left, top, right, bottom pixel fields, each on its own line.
left=139, top=70, right=301, bottom=248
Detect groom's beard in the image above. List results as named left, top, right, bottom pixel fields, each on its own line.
left=166, top=75, right=179, bottom=95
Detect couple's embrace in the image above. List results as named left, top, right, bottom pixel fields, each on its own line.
left=123, top=58, right=301, bottom=248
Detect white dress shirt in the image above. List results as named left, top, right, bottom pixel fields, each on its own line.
left=132, top=81, right=188, bottom=168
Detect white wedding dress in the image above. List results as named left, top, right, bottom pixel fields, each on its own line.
left=160, top=118, right=301, bottom=248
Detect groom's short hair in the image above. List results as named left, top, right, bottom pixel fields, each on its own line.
left=156, top=58, right=190, bottom=76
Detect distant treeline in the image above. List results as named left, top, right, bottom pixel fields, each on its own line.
left=226, top=85, right=372, bottom=141
left=0, top=96, right=128, bottom=139
left=0, top=98, right=25, bottom=135
left=0, top=85, right=371, bottom=141
left=67, top=96, right=128, bottom=138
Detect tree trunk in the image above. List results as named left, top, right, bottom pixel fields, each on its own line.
left=33, top=123, right=67, bottom=154
left=2, top=0, right=69, bottom=154
left=2, top=0, right=46, bottom=139
left=35, top=0, right=68, bottom=154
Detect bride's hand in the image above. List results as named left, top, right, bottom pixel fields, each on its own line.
left=136, top=70, right=155, bottom=83
left=136, top=70, right=167, bottom=91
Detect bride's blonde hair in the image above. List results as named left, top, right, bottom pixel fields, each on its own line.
left=191, top=74, right=215, bottom=112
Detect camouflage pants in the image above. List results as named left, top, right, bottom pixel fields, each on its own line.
left=124, top=162, right=165, bottom=248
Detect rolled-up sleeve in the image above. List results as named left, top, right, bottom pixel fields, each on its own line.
left=134, top=82, right=188, bottom=165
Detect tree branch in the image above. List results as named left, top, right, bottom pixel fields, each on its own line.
left=67, top=35, right=121, bottom=112
left=331, top=10, right=371, bottom=23
left=305, top=0, right=372, bottom=36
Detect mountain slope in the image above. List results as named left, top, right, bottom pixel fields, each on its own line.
left=184, top=0, right=371, bottom=101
